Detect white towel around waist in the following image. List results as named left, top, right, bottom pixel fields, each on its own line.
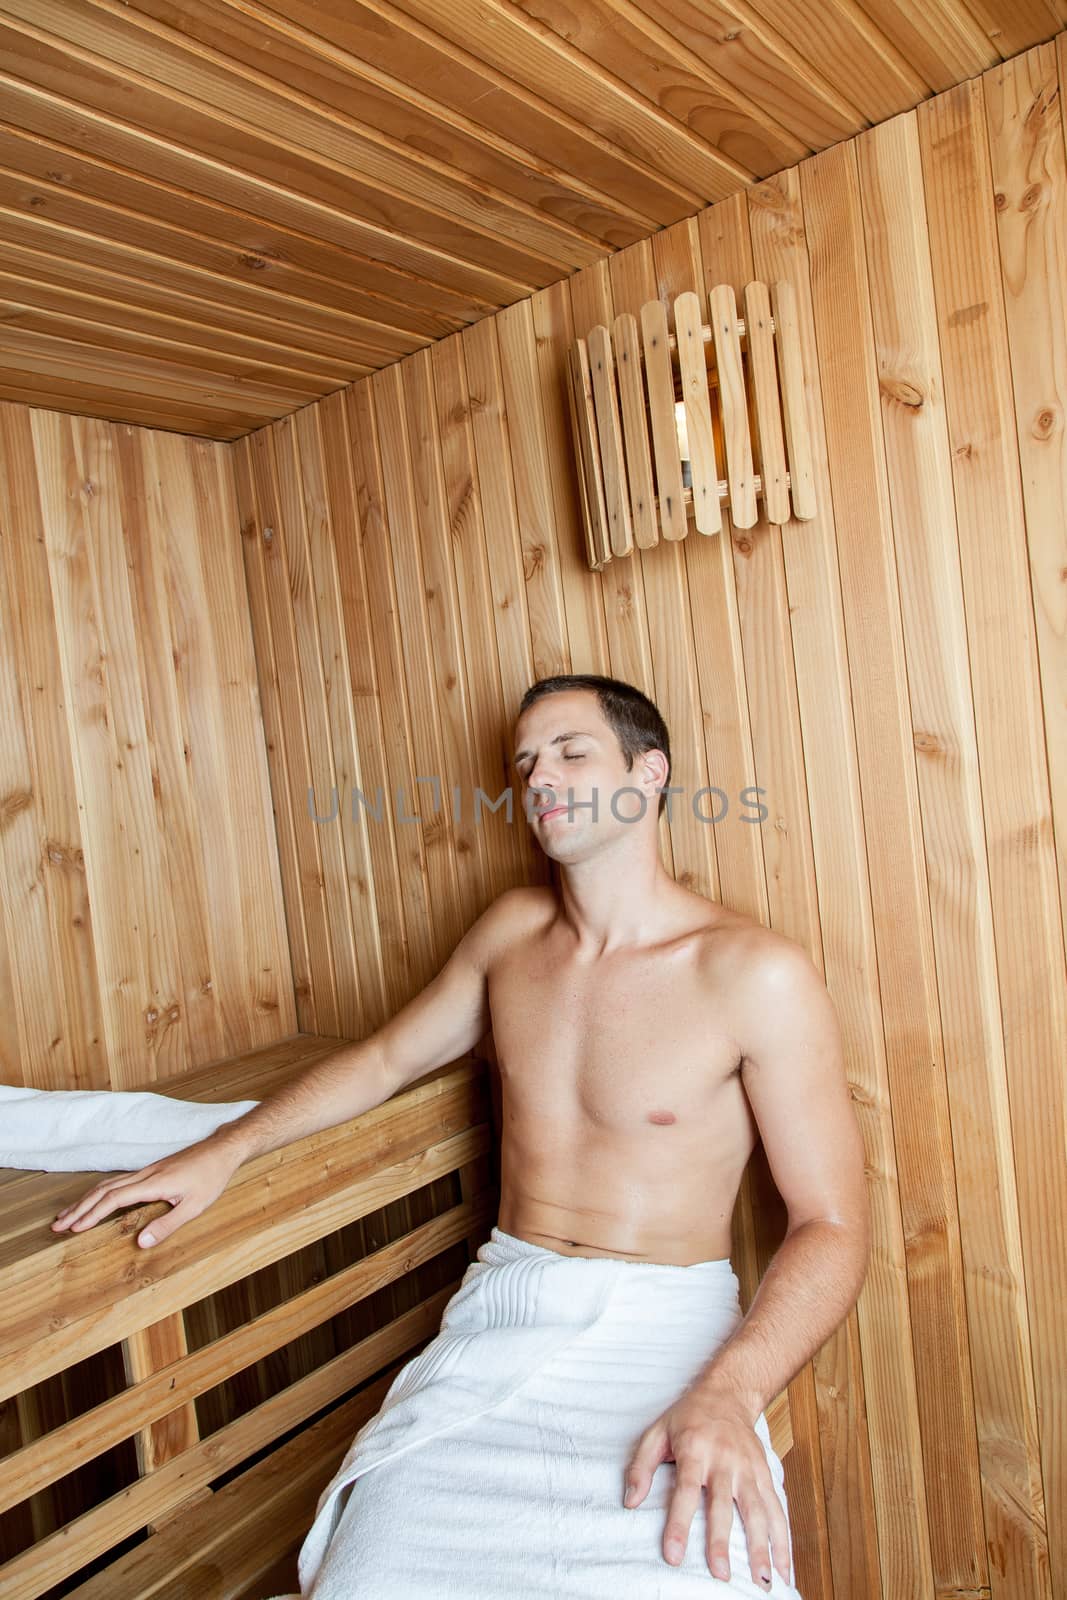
left=296, top=1226, right=802, bottom=1599
left=0, top=1083, right=259, bottom=1171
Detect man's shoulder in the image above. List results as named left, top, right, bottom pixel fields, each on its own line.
left=729, top=926, right=830, bottom=1042
left=698, top=906, right=816, bottom=989
left=472, top=885, right=557, bottom=965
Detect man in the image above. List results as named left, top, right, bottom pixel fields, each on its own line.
left=53, top=673, right=869, bottom=1597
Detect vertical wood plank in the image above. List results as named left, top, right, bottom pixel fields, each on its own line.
left=401, top=347, right=490, bottom=936
left=372, top=360, right=463, bottom=978
left=244, top=423, right=341, bottom=1035
left=430, top=330, right=527, bottom=896
left=612, top=310, right=659, bottom=548
left=291, top=402, right=384, bottom=1034
left=709, top=283, right=758, bottom=528
left=587, top=323, right=635, bottom=557
left=169, top=431, right=295, bottom=1052
left=121, top=429, right=221, bottom=1069
left=344, top=379, right=436, bottom=1000
left=923, top=64, right=1067, bottom=1598
left=747, top=163, right=918, bottom=1600
left=567, top=339, right=613, bottom=568
left=640, top=297, right=688, bottom=542
left=564, top=348, right=607, bottom=571
left=530, top=279, right=611, bottom=677
left=121, top=1315, right=200, bottom=1483
left=771, top=281, right=817, bottom=520
left=674, top=290, right=723, bottom=534
left=233, top=436, right=317, bottom=1035
left=694, top=195, right=841, bottom=1600
left=273, top=412, right=363, bottom=1041
left=859, top=104, right=1047, bottom=1600
left=987, top=39, right=1067, bottom=950
left=801, top=136, right=984, bottom=1594
left=569, top=260, right=659, bottom=708
left=30, top=412, right=160, bottom=1077
left=742, top=281, right=791, bottom=525
left=0, top=403, right=105, bottom=1090
left=315, top=390, right=401, bottom=1028
left=493, top=297, right=574, bottom=684
left=609, top=238, right=714, bottom=901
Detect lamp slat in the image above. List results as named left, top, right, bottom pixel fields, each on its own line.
left=588, top=323, right=634, bottom=557
left=566, top=342, right=611, bottom=568
left=771, top=280, right=816, bottom=520
left=640, top=298, right=687, bottom=542
left=612, top=312, right=658, bottom=549
left=566, top=281, right=814, bottom=562
left=710, top=284, right=757, bottom=529
left=743, top=281, right=791, bottom=525
left=674, top=290, right=721, bottom=535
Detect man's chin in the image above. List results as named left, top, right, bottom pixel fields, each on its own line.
left=536, top=825, right=595, bottom=861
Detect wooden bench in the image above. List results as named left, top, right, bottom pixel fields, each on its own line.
left=0, top=1032, right=792, bottom=1599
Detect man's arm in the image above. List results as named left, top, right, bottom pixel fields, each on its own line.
left=689, top=936, right=870, bottom=1419
left=53, top=890, right=524, bottom=1246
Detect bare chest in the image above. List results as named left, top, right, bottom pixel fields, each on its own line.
left=487, top=938, right=742, bottom=1136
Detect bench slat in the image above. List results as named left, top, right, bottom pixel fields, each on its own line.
left=63, top=1383, right=383, bottom=1600
left=121, top=1312, right=202, bottom=1534
left=0, top=1194, right=495, bottom=1516
left=3, top=1064, right=489, bottom=1397
left=4, top=1031, right=792, bottom=1598
left=3, top=1285, right=452, bottom=1597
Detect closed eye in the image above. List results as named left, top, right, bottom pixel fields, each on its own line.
left=517, top=751, right=585, bottom=780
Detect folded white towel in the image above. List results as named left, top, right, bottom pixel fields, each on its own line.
left=0, top=1083, right=259, bottom=1172
left=297, top=1226, right=803, bottom=1599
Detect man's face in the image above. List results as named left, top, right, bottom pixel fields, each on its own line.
left=511, top=689, right=659, bottom=860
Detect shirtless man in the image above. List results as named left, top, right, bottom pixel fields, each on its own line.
left=52, top=672, right=869, bottom=1593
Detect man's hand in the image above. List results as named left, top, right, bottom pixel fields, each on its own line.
left=622, top=1386, right=791, bottom=1590
left=50, top=1137, right=243, bottom=1249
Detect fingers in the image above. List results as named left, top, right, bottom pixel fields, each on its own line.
left=710, top=1465, right=791, bottom=1592
left=662, top=1462, right=704, bottom=1565
left=628, top=1415, right=794, bottom=1590
left=766, top=1473, right=793, bottom=1586
left=53, top=1177, right=147, bottom=1235
left=133, top=1202, right=191, bottom=1249
left=622, top=1423, right=665, bottom=1510
left=703, top=1466, right=735, bottom=1580
left=735, top=1485, right=773, bottom=1590
left=51, top=1171, right=161, bottom=1235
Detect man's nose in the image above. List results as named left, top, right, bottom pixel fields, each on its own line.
left=527, top=771, right=562, bottom=803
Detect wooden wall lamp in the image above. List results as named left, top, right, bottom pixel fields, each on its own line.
left=566, top=282, right=816, bottom=571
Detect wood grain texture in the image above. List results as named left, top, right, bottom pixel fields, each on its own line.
left=860, top=105, right=1052, bottom=1600
left=4, top=26, right=1065, bottom=1600
left=0, top=0, right=1062, bottom=434
left=803, top=133, right=986, bottom=1593
left=709, top=281, right=757, bottom=527
left=225, top=56, right=1062, bottom=1580
left=0, top=403, right=295, bottom=1090
left=674, top=288, right=723, bottom=533
left=1, top=1045, right=497, bottom=1594
left=929, top=47, right=1067, bottom=1594
left=742, top=279, right=790, bottom=524
left=688, top=190, right=838, bottom=1594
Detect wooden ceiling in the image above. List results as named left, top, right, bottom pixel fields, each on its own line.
left=2, top=0, right=1064, bottom=439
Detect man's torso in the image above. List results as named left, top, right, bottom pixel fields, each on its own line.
left=487, top=886, right=772, bottom=1266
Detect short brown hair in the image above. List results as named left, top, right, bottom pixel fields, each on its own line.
left=517, top=674, right=672, bottom=818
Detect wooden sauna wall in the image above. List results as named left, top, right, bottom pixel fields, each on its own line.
left=0, top=404, right=297, bottom=1090
left=234, top=35, right=1067, bottom=1600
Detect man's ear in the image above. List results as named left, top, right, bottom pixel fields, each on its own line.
left=639, top=749, right=670, bottom=805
